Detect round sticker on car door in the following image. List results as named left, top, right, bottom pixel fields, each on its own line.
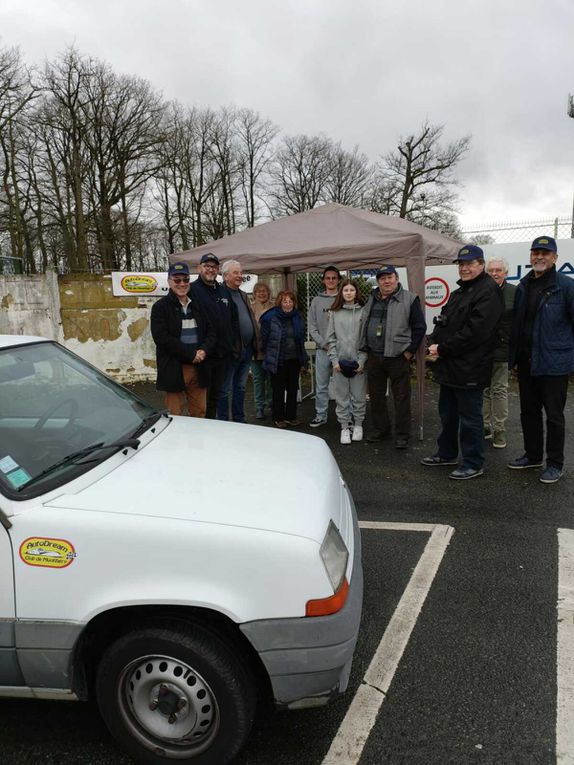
left=19, top=537, right=77, bottom=568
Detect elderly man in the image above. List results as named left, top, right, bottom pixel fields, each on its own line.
left=421, top=245, right=504, bottom=479
left=483, top=257, right=516, bottom=448
left=150, top=262, right=215, bottom=417
left=508, top=236, right=574, bottom=484
left=361, top=265, right=426, bottom=449
left=308, top=265, right=342, bottom=427
left=217, top=259, right=260, bottom=423
left=189, top=253, right=236, bottom=419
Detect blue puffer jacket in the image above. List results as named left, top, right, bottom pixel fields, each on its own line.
left=260, top=307, right=308, bottom=375
left=509, top=269, right=574, bottom=375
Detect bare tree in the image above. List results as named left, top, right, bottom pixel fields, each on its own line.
left=236, top=108, right=278, bottom=227
left=376, top=121, right=470, bottom=222
left=267, top=134, right=332, bottom=217
left=322, top=143, right=373, bottom=206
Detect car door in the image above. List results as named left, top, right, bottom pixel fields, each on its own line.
left=0, top=518, right=22, bottom=685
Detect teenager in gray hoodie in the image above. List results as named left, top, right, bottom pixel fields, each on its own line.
left=308, top=266, right=341, bottom=426
left=326, top=279, right=368, bottom=444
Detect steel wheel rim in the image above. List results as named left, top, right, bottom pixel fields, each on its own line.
left=117, top=654, right=219, bottom=758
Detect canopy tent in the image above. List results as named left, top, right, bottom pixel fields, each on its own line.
left=171, top=203, right=462, bottom=437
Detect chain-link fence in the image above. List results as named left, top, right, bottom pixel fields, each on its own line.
left=464, top=216, right=573, bottom=244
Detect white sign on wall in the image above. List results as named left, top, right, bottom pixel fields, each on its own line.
left=111, top=272, right=258, bottom=297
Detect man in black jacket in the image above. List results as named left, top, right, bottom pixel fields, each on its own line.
left=189, top=253, right=238, bottom=419
left=421, top=245, right=504, bottom=480
left=150, top=262, right=216, bottom=417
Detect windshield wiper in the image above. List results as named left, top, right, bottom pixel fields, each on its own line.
left=18, top=438, right=140, bottom=492
left=130, top=411, right=164, bottom=439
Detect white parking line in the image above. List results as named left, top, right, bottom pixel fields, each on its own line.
left=557, top=528, right=574, bottom=763
left=322, top=521, right=454, bottom=765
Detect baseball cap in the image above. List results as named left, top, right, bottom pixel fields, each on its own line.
left=167, top=262, right=190, bottom=277
left=530, top=236, right=557, bottom=253
left=376, top=265, right=398, bottom=279
left=454, top=245, right=484, bottom=263
left=339, top=359, right=359, bottom=378
left=200, top=253, right=220, bottom=265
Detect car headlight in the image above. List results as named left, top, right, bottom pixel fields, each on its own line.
left=319, top=520, right=348, bottom=592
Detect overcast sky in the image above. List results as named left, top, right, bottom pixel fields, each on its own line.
left=1, top=0, right=573, bottom=231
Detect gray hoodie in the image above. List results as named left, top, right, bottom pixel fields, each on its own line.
left=326, top=304, right=368, bottom=368
left=308, top=292, right=337, bottom=349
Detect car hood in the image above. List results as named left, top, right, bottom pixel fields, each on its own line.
left=43, top=417, right=345, bottom=543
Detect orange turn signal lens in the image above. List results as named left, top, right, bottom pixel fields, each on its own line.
left=305, top=577, right=349, bottom=617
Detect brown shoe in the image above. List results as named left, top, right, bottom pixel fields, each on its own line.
left=274, top=420, right=288, bottom=429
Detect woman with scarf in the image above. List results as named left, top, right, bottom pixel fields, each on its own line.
left=260, top=291, right=308, bottom=428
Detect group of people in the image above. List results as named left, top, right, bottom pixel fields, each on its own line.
left=150, top=234, right=574, bottom=484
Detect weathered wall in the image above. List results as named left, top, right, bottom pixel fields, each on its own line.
left=0, top=273, right=157, bottom=383
left=59, top=275, right=156, bottom=382
left=0, top=272, right=61, bottom=340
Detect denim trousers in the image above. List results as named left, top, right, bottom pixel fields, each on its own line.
left=436, top=385, right=485, bottom=470
left=250, top=360, right=272, bottom=412
left=217, top=346, right=253, bottom=422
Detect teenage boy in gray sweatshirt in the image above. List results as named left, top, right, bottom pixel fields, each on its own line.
left=308, top=266, right=341, bottom=426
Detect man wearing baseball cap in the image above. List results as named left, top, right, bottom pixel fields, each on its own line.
left=150, top=262, right=216, bottom=416
left=422, top=245, right=504, bottom=479
left=360, top=264, right=426, bottom=449
left=190, top=253, right=238, bottom=419
left=507, top=236, right=574, bottom=483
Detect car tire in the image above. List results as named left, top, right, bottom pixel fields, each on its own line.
left=95, top=621, right=256, bottom=765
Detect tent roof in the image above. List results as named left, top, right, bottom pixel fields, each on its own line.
left=170, top=203, right=462, bottom=273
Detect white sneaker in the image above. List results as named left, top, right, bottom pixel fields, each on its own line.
left=352, top=425, right=363, bottom=442
left=340, top=428, right=352, bottom=445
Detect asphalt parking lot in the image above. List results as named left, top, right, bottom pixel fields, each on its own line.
left=1, top=377, right=572, bottom=763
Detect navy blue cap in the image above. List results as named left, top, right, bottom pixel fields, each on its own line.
left=375, top=265, right=398, bottom=279
left=339, top=359, right=359, bottom=378
left=454, top=245, right=484, bottom=263
left=531, top=236, right=557, bottom=253
left=167, top=262, right=190, bottom=277
left=200, top=252, right=220, bottom=265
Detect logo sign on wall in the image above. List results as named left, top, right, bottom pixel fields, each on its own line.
left=425, top=276, right=450, bottom=309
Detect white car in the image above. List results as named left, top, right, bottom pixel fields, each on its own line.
left=0, top=336, right=362, bottom=765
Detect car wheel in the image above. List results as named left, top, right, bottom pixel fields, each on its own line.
left=95, top=621, right=256, bottom=765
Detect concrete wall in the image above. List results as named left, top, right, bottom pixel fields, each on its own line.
left=0, top=273, right=157, bottom=383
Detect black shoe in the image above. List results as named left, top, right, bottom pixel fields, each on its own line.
left=395, top=437, right=409, bottom=449
left=366, top=430, right=391, bottom=443
left=484, top=426, right=492, bottom=440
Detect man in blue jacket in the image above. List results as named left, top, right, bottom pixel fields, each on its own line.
left=508, top=236, right=574, bottom=483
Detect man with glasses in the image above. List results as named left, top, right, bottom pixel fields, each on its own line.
left=190, top=253, right=237, bottom=419
left=150, top=262, right=215, bottom=417
left=507, top=236, right=574, bottom=484
left=308, top=266, right=342, bottom=427
left=421, top=245, right=504, bottom=480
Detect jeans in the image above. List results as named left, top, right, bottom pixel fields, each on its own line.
left=314, top=349, right=332, bottom=420
left=204, top=356, right=226, bottom=420
left=517, top=364, right=568, bottom=469
left=217, top=346, right=253, bottom=422
left=250, top=360, right=272, bottom=412
left=436, top=385, right=485, bottom=470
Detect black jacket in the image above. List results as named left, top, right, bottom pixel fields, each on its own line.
left=150, top=290, right=216, bottom=392
left=429, top=270, right=504, bottom=388
left=189, top=278, right=238, bottom=359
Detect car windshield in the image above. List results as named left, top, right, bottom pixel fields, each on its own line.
left=0, top=341, right=160, bottom=498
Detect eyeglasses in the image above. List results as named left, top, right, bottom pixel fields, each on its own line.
left=171, top=276, right=190, bottom=284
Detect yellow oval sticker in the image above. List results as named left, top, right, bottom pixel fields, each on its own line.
left=120, top=275, right=158, bottom=293
left=19, top=537, right=77, bottom=569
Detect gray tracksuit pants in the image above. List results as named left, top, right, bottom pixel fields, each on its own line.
left=332, top=370, right=367, bottom=427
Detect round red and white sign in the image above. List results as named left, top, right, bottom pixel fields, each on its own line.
left=425, top=277, right=450, bottom=308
